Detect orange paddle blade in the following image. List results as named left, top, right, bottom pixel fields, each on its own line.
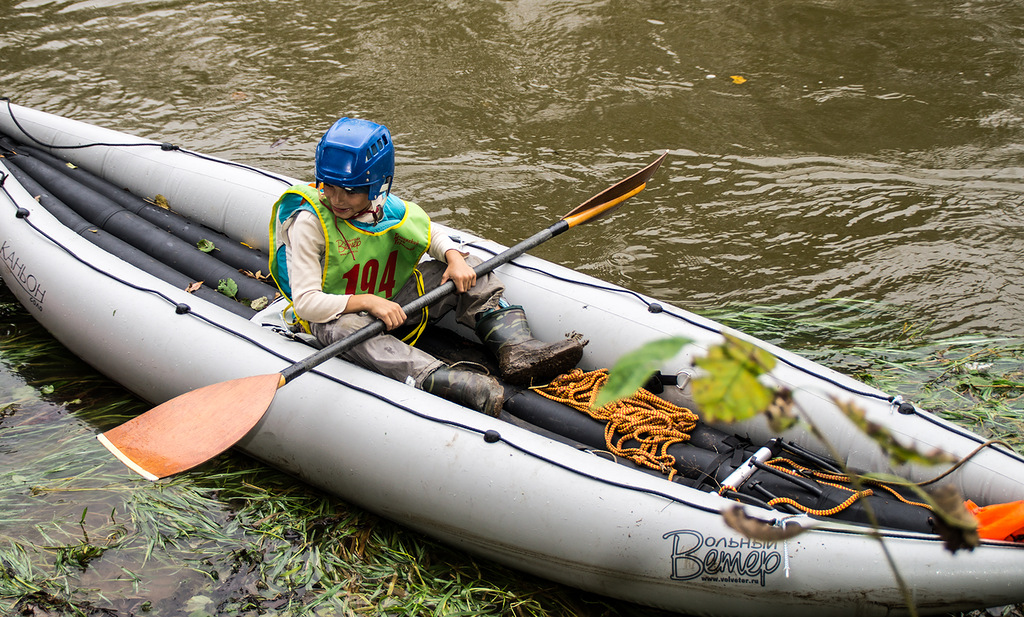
left=97, top=373, right=284, bottom=480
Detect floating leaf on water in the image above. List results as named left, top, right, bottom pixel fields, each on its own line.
left=731, top=75, right=747, bottom=84
left=185, top=594, right=214, bottom=612
left=196, top=239, right=216, bottom=253
left=270, top=137, right=288, bottom=150
left=40, top=384, right=54, bottom=395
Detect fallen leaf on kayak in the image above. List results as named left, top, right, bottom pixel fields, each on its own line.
left=197, top=239, right=216, bottom=253
left=185, top=281, right=203, bottom=293
left=723, top=505, right=807, bottom=541
left=153, top=194, right=170, bottom=210
left=250, top=296, right=269, bottom=311
left=65, top=162, right=77, bottom=169
left=218, top=278, right=238, bottom=298
left=240, top=268, right=270, bottom=281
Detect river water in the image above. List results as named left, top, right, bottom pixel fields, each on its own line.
left=2, top=0, right=1024, bottom=614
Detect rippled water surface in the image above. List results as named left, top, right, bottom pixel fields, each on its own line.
left=7, top=0, right=1024, bottom=343
left=3, top=0, right=1024, bottom=614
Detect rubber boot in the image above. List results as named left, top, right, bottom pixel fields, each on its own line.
left=475, top=306, right=585, bottom=386
left=422, top=366, right=505, bottom=417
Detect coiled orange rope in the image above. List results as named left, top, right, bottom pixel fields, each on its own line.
left=537, top=369, right=932, bottom=517
left=535, top=369, right=699, bottom=480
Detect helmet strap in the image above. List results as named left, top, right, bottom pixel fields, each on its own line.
left=361, top=177, right=393, bottom=224
left=350, top=201, right=383, bottom=223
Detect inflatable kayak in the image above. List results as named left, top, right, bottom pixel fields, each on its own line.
left=1, top=101, right=1023, bottom=616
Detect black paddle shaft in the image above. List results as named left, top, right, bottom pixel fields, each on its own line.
left=278, top=220, right=569, bottom=384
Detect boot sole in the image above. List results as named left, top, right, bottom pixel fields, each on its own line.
left=500, top=343, right=584, bottom=387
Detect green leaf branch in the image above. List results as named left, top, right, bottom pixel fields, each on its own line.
left=593, top=333, right=990, bottom=617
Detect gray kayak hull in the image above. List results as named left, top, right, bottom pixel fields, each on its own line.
left=2, top=102, right=1023, bottom=616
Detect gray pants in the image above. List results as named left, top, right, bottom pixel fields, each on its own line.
left=310, top=256, right=504, bottom=387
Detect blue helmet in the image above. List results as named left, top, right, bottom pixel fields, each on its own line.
left=315, top=117, right=395, bottom=200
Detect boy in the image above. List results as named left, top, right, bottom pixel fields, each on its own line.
left=270, top=117, right=584, bottom=416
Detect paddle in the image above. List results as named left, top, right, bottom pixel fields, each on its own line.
left=98, top=151, right=669, bottom=480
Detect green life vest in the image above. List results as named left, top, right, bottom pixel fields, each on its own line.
left=269, top=184, right=431, bottom=305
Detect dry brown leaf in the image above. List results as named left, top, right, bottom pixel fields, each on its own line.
left=764, top=387, right=797, bottom=433
left=722, top=505, right=807, bottom=542
left=928, top=484, right=979, bottom=553
left=240, top=269, right=271, bottom=282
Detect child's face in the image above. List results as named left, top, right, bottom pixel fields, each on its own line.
left=321, top=184, right=370, bottom=219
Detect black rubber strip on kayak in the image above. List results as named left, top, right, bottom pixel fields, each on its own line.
left=9, top=139, right=269, bottom=275
left=0, top=143, right=277, bottom=303
left=504, top=388, right=934, bottom=533
left=1, top=156, right=256, bottom=318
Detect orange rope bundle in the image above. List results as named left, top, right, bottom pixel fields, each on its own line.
left=537, top=370, right=939, bottom=519
left=535, top=368, right=699, bottom=480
